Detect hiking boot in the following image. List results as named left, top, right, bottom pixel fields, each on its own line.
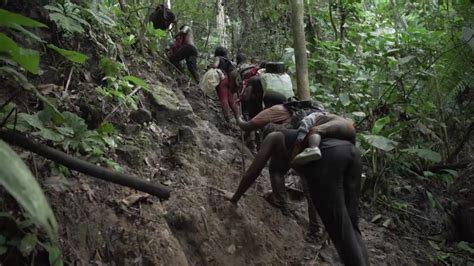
left=292, top=147, right=322, bottom=166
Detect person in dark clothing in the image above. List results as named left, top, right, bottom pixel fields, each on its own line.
left=236, top=53, right=247, bottom=65
left=298, top=138, right=369, bottom=266
left=227, top=130, right=369, bottom=264
left=168, top=25, right=200, bottom=83
left=240, top=76, right=263, bottom=120
left=210, top=46, right=239, bottom=121
left=149, top=4, right=176, bottom=30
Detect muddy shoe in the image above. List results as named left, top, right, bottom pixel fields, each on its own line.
left=292, top=147, right=322, bottom=166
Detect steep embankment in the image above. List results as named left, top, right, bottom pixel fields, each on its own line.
left=39, top=57, right=430, bottom=265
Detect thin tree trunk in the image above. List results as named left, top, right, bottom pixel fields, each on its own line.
left=291, top=0, right=311, bottom=100
left=118, top=0, right=126, bottom=11
left=328, top=1, right=338, bottom=41
left=338, top=0, right=346, bottom=42
left=216, top=0, right=226, bottom=47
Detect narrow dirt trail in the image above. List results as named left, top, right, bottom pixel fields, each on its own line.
left=45, top=64, right=435, bottom=265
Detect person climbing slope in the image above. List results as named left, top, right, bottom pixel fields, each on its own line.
left=226, top=129, right=322, bottom=240
left=298, top=138, right=370, bottom=266
left=226, top=128, right=370, bottom=264
left=232, top=101, right=324, bottom=240
left=168, top=25, right=200, bottom=83
left=149, top=4, right=176, bottom=31
left=209, top=46, right=239, bottom=122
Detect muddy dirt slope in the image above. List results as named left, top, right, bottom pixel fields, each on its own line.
left=42, top=64, right=434, bottom=265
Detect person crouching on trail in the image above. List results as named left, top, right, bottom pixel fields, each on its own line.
left=168, top=25, right=200, bottom=83
left=209, top=46, right=239, bottom=122
left=291, top=112, right=356, bottom=166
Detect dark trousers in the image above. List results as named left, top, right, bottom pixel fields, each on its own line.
left=301, top=143, right=369, bottom=266
left=169, top=44, right=199, bottom=83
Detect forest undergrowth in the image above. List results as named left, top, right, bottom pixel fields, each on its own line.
left=0, top=0, right=473, bottom=265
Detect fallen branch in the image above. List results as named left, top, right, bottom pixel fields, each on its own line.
left=0, top=129, right=171, bottom=199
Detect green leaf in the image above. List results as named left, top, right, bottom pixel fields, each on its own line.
left=124, top=76, right=149, bottom=91
left=10, top=24, right=45, bottom=43
left=47, top=44, right=88, bottom=64
left=36, top=128, right=64, bottom=142
left=440, top=169, right=459, bottom=177
left=339, top=93, right=351, bottom=106
left=43, top=5, right=63, bottom=13
left=20, top=113, right=45, bottom=129
left=0, top=246, right=7, bottom=255
left=20, top=233, right=37, bottom=256
left=0, top=33, right=18, bottom=54
left=0, top=9, right=47, bottom=28
left=97, top=122, right=114, bottom=135
left=372, top=116, right=390, bottom=135
left=426, top=191, right=437, bottom=208
left=0, top=33, right=40, bottom=74
left=401, top=148, right=441, bottom=163
left=46, top=244, right=63, bottom=266
left=362, top=134, right=398, bottom=151
left=61, top=111, right=88, bottom=135
left=0, top=66, right=35, bottom=91
left=48, top=13, right=84, bottom=34
left=99, top=57, right=122, bottom=77
left=56, top=127, right=74, bottom=137
left=398, top=55, right=415, bottom=65
left=423, top=171, right=436, bottom=177
left=0, top=141, right=58, bottom=241
left=457, top=241, right=474, bottom=255
left=11, top=47, right=40, bottom=74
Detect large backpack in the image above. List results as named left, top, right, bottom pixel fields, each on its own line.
left=283, top=100, right=325, bottom=129
left=216, top=56, right=236, bottom=74
left=260, top=72, right=294, bottom=99
left=235, top=64, right=259, bottom=94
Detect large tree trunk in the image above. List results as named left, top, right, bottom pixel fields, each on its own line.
left=290, top=0, right=310, bottom=100
left=216, top=0, right=226, bottom=47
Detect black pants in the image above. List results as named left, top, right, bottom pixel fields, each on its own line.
left=301, top=142, right=369, bottom=266
left=169, top=44, right=199, bottom=83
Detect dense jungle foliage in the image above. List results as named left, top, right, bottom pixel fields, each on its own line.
left=0, top=0, right=473, bottom=264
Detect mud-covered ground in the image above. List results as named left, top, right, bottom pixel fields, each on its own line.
left=35, top=63, right=456, bottom=265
